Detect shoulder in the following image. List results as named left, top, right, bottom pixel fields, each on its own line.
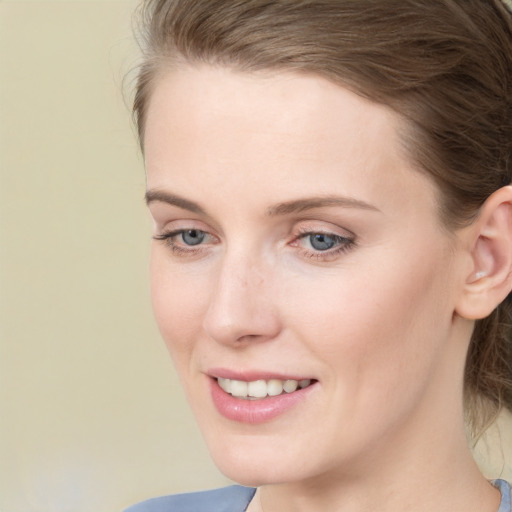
left=493, top=479, right=511, bottom=512
left=124, top=485, right=256, bottom=512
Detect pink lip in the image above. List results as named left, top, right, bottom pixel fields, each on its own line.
left=208, top=375, right=317, bottom=424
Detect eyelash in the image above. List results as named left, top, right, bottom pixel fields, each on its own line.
left=153, top=228, right=356, bottom=261
left=153, top=229, right=214, bottom=256
left=291, top=229, right=356, bottom=261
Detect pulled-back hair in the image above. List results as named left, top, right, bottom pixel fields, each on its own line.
left=132, top=0, right=512, bottom=436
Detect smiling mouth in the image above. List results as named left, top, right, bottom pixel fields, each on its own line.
left=216, top=377, right=314, bottom=400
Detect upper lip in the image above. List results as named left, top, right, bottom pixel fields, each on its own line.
left=208, top=368, right=316, bottom=382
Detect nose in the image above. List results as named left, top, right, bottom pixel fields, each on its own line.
left=202, top=254, right=281, bottom=346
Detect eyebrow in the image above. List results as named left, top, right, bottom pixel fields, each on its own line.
left=145, top=189, right=207, bottom=215
left=145, top=189, right=380, bottom=216
left=266, top=196, right=380, bottom=216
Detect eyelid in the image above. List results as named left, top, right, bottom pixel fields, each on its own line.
left=153, top=217, right=216, bottom=236
left=289, top=222, right=357, bottom=261
left=153, top=218, right=220, bottom=257
left=154, top=227, right=218, bottom=244
left=148, top=202, right=223, bottom=236
left=293, top=220, right=356, bottom=239
left=292, top=230, right=355, bottom=248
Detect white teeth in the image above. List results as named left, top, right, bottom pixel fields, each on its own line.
left=218, top=378, right=231, bottom=393
left=283, top=379, right=298, bottom=393
left=217, top=377, right=313, bottom=399
left=267, top=379, right=284, bottom=396
left=230, top=380, right=248, bottom=397
left=248, top=380, right=267, bottom=398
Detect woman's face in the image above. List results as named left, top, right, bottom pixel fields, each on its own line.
left=144, top=65, right=468, bottom=486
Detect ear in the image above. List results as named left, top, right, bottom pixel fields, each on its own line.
left=455, top=185, right=512, bottom=320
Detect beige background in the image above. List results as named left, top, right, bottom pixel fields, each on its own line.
left=0, top=2, right=229, bottom=511
left=0, top=1, right=510, bottom=512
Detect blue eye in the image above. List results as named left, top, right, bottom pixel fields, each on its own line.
left=153, top=227, right=216, bottom=256
left=308, top=233, right=337, bottom=251
left=294, top=230, right=355, bottom=260
left=181, top=229, right=206, bottom=246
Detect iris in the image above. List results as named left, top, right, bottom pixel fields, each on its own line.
left=182, top=229, right=206, bottom=246
left=309, top=233, right=336, bottom=251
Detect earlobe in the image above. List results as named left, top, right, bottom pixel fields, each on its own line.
left=455, top=185, right=512, bottom=320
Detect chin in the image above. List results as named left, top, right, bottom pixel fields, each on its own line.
left=213, top=454, right=302, bottom=488
left=201, top=427, right=331, bottom=488
left=204, top=434, right=280, bottom=485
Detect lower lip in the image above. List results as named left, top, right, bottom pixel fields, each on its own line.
left=209, top=378, right=317, bottom=424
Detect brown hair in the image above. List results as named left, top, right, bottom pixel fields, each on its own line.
left=133, top=0, right=512, bottom=435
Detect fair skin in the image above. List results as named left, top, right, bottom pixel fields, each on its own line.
left=143, top=64, right=512, bottom=512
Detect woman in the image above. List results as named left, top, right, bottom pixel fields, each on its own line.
left=126, top=1, right=512, bottom=511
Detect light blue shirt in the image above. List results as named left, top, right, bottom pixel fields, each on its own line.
left=495, top=479, right=512, bottom=512
left=124, top=486, right=255, bottom=512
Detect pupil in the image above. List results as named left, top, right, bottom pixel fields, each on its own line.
left=182, top=229, right=205, bottom=246
left=310, top=233, right=335, bottom=251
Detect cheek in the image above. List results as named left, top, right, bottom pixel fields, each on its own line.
left=150, top=248, right=210, bottom=360
left=285, top=244, right=454, bottom=397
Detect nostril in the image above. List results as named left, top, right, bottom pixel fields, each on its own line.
left=236, top=333, right=264, bottom=343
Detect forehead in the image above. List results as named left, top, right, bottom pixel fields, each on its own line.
left=144, top=64, right=401, bottom=158
left=143, top=64, right=439, bottom=219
